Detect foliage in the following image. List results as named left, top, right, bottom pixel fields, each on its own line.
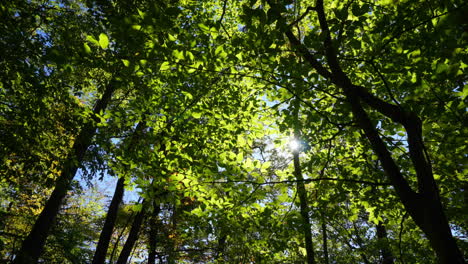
left=1, top=0, right=467, bottom=263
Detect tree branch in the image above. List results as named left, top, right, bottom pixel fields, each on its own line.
left=203, top=177, right=391, bottom=186
left=288, top=6, right=315, bottom=28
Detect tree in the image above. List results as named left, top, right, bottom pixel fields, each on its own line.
left=233, top=0, right=466, bottom=262
left=1, top=0, right=466, bottom=263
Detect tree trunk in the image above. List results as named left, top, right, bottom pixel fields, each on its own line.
left=13, top=84, right=115, bottom=264
left=92, top=176, right=125, bottom=264
left=269, top=0, right=466, bottom=261
left=92, top=120, right=146, bottom=264
left=148, top=203, right=161, bottom=264
left=376, top=222, right=394, bottom=264
left=109, top=210, right=135, bottom=264
left=343, top=77, right=465, bottom=264
left=414, top=196, right=465, bottom=264
left=167, top=204, right=177, bottom=264
left=116, top=201, right=146, bottom=264
left=321, top=220, right=329, bottom=264
left=215, top=234, right=227, bottom=261
left=292, top=98, right=316, bottom=264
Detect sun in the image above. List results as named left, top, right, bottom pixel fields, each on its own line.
left=288, top=139, right=301, bottom=151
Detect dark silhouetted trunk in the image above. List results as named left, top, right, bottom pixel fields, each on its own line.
left=352, top=222, right=371, bottom=264
left=116, top=201, right=146, bottom=264
left=167, top=204, right=178, bottom=264
left=13, top=84, right=115, bottom=264
left=214, top=233, right=227, bottom=262
left=148, top=203, right=161, bottom=264
left=292, top=98, right=316, bottom=264
left=109, top=210, right=135, bottom=264
left=322, top=220, right=329, bottom=264
left=92, top=120, right=146, bottom=264
left=377, top=222, right=394, bottom=264
left=92, top=176, right=125, bottom=264
left=267, top=0, right=466, bottom=261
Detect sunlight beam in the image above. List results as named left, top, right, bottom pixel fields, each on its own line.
left=288, top=139, right=301, bottom=151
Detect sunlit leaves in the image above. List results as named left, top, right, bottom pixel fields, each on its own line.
left=159, top=61, right=171, bottom=71
left=83, top=43, right=92, bottom=53
left=191, top=112, right=202, bottom=119
left=98, top=33, right=109, bottom=49
left=2, top=0, right=466, bottom=262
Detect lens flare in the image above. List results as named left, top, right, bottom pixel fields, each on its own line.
left=289, top=139, right=300, bottom=151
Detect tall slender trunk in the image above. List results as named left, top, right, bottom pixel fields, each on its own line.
left=92, top=176, right=125, bottom=264
left=351, top=221, right=372, bottom=264
left=167, top=204, right=178, bottom=264
left=267, top=0, right=466, bottom=261
left=339, top=220, right=370, bottom=264
left=376, top=222, right=394, bottom=264
left=343, top=76, right=464, bottom=264
left=148, top=203, right=161, bottom=264
left=92, top=120, right=146, bottom=264
left=109, top=210, right=135, bottom=264
left=321, top=219, right=329, bottom=264
left=292, top=98, right=316, bottom=264
left=215, top=234, right=227, bottom=261
left=116, top=201, right=146, bottom=264
left=13, top=83, right=115, bottom=264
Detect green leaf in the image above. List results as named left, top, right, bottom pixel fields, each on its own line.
left=351, top=3, right=369, bottom=16
left=99, top=33, right=109, bottom=49
left=83, top=43, right=91, bottom=54
left=137, top=8, right=145, bottom=18
left=198, top=23, right=210, bottom=32
left=215, top=45, right=224, bottom=56
left=237, top=135, right=246, bottom=147
left=333, top=7, right=348, bottom=20
left=457, top=84, right=468, bottom=100
left=186, top=51, right=195, bottom=61
left=183, top=91, right=193, bottom=100
left=436, top=63, right=449, bottom=74
left=86, top=35, right=99, bottom=46
left=172, top=50, right=184, bottom=60
left=121, top=59, right=130, bottom=67
left=191, top=112, right=202, bottom=118
left=160, top=61, right=171, bottom=71
left=168, top=34, right=177, bottom=41
left=237, top=152, right=243, bottom=163
left=135, top=71, right=144, bottom=77
left=133, top=203, right=143, bottom=212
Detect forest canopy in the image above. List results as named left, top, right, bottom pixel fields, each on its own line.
left=0, top=0, right=467, bottom=263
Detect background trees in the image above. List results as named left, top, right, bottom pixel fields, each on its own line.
left=1, top=0, right=466, bottom=263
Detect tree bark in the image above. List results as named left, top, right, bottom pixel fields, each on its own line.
left=116, top=201, right=146, bottom=264
left=321, top=220, right=329, bottom=264
left=92, top=176, right=125, bottom=264
left=109, top=210, right=135, bottom=264
left=92, top=120, right=146, bottom=264
left=292, top=98, right=316, bottom=264
left=148, top=203, right=161, bottom=264
left=167, top=204, right=177, bottom=264
left=215, top=234, right=227, bottom=261
left=376, top=222, right=394, bottom=264
left=269, top=0, right=466, bottom=261
left=13, top=83, right=115, bottom=264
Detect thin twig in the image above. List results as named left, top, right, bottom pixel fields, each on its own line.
left=379, top=6, right=465, bottom=52
left=288, top=6, right=315, bottom=28
left=203, top=177, right=391, bottom=186
left=369, top=59, right=400, bottom=106
left=217, top=0, right=232, bottom=39
left=398, top=212, right=408, bottom=264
